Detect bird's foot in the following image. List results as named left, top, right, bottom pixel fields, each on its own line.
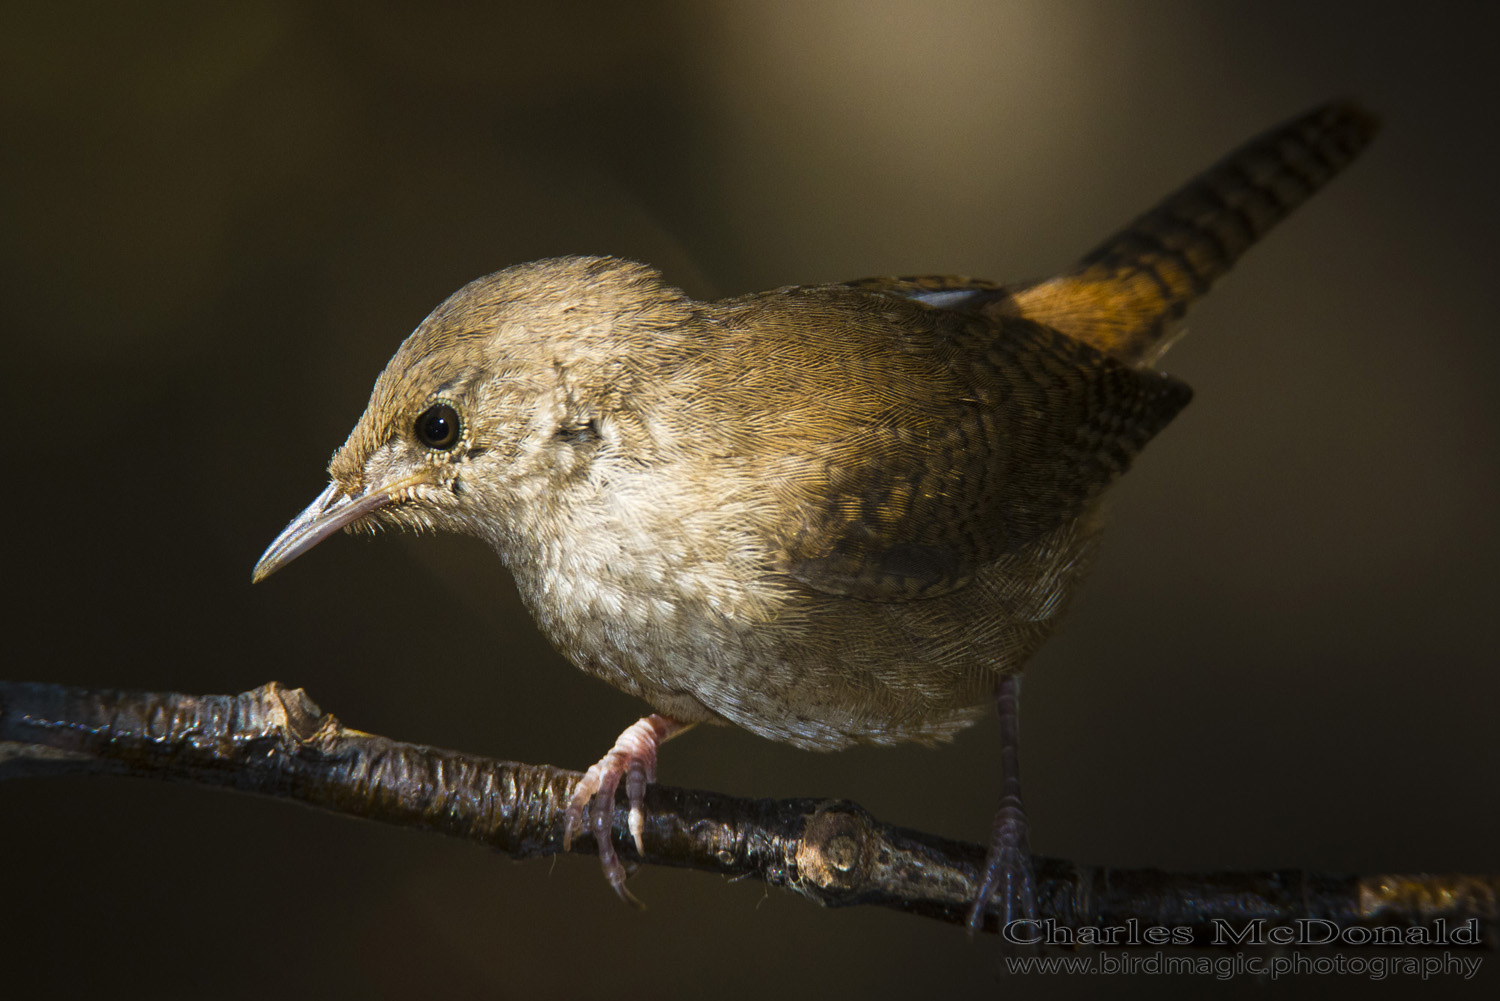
left=966, top=798, right=1037, bottom=938
left=966, top=673, right=1038, bottom=939
left=562, top=713, right=687, bottom=905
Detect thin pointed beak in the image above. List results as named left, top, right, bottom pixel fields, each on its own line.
left=252, top=480, right=399, bottom=583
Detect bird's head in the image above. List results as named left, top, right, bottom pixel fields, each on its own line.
left=251, top=255, right=697, bottom=582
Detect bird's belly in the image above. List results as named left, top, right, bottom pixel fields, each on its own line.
left=508, top=515, right=1097, bottom=751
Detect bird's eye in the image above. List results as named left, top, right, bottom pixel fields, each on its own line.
left=415, top=402, right=462, bottom=450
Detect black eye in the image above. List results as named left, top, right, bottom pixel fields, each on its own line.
left=415, top=402, right=462, bottom=450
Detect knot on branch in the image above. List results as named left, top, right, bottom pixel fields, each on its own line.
left=794, top=802, right=880, bottom=901
left=252, top=682, right=334, bottom=745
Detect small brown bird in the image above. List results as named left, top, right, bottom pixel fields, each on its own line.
left=253, top=101, right=1377, bottom=931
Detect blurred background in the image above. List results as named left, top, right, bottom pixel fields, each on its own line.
left=2, top=1, right=1496, bottom=997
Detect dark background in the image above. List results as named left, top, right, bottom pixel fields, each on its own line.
left=3, top=2, right=1496, bottom=997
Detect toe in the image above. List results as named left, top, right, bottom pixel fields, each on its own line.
left=561, top=714, right=691, bottom=902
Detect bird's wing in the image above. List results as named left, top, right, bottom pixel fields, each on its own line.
left=718, top=288, right=1191, bottom=601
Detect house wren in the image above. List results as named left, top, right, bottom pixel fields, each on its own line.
left=253, top=101, right=1377, bottom=931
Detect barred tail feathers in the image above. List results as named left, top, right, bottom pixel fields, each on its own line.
left=1008, top=101, right=1379, bottom=365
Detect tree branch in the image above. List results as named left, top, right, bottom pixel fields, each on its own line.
left=2, top=680, right=1493, bottom=945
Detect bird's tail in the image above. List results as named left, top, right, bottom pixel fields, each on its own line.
left=1006, top=101, right=1379, bottom=366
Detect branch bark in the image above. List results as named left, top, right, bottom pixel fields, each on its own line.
left=2, top=680, right=1494, bottom=945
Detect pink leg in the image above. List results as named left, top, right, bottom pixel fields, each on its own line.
left=966, top=675, right=1037, bottom=936
left=562, top=714, right=689, bottom=904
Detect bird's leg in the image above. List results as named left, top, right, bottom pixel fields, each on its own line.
left=562, top=713, right=690, bottom=904
left=967, top=674, right=1037, bottom=937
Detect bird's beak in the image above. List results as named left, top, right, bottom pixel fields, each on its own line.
left=251, top=476, right=414, bottom=583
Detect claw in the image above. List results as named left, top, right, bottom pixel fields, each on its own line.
left=562, top=714, right=689, bottom=904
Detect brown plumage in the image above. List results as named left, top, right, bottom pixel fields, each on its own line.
left=254, top=101, right=1378, bottom=925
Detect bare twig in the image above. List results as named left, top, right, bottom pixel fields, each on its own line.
left=1, top=680, right=1494, bottom=945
